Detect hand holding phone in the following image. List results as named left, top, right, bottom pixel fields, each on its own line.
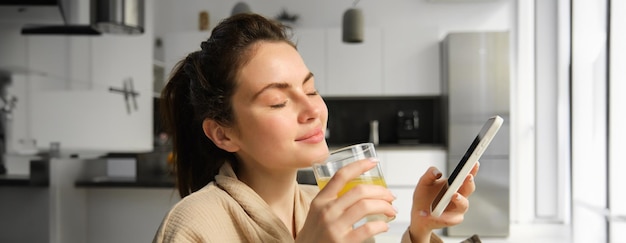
left=430, top=115, right=503, bottom=217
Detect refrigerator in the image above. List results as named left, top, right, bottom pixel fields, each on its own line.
left=441, top=32, right=510, bottom=237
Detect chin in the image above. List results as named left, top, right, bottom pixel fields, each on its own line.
left=293, top=142, right=328, bottom=168
left=307, top=142, right=330, bottom=166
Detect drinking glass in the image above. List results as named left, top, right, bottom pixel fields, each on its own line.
left=312, top=143, right=393, bottom=223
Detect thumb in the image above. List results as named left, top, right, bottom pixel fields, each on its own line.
left=411, top=166, right=446, bottom=219
left=417, top=166, right=443, bottom=187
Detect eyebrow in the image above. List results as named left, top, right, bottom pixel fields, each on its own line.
left=251, top=72, right=315, bottom=101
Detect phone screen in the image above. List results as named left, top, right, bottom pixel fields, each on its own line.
left=447, top=122, right=491, bottom=185
left=431, top=118, right=496, bottom=211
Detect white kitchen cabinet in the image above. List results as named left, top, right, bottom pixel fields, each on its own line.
left=382, top=26, right=441, bottom=95
left=12, top=2, right=155, bottom=154
left=292, top=28, right=327, bottom=95
left=325, top=28, right=383, bottom=96
left=381, top=148, right=447, bottom=186
left=378, top=147, right=447, bottom=224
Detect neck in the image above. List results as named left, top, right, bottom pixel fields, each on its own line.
left=238, top=164, right=298, bottom=235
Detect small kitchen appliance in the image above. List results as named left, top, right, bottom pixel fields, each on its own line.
left=396, top=110, right=419, bottom=144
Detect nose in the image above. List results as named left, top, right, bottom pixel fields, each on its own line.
left=297, top=96, right=323, bottom=123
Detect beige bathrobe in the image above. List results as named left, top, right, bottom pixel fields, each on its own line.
left=153, top=163, right=448, bottom=243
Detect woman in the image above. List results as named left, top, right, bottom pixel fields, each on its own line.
left=154, top=13, right=479, bottom=243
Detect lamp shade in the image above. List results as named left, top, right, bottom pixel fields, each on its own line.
left=342, top=8, right=364, bottom=43
left=231, top=2, right=252, bottom=16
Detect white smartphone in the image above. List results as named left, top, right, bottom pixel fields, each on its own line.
left=430, top=115, right=503, bottom=217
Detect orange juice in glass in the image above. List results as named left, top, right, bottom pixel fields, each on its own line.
left=312, top=143, right=393, bottom=222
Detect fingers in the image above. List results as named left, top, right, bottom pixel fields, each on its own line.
left=325, top=183, right=396, bottom=227
left=316, top=158, right=378, bottom=199
left=457, top=162, right=479, bottom=198
left=339, top=197, right=397, bottom=226
left=470, top=161, right=480, bottom=177
left=349, top=220, right=390, bottom=242
left=440, top=193, right=469, bottom=225
left=417, top=166, right=443, bottom=187
left=456, top=174, right=475, bottom=198
left=340, top=183, right=395, bottom=203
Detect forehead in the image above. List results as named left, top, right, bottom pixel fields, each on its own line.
left=235, top=41, right=308, bottom=97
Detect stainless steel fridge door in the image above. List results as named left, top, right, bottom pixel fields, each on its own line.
left=446, top=157, right=510, bottom=237
left=442, top=31, right=510, bottom=237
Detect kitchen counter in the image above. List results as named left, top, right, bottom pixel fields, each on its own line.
left=75, top=176, right=175, bottom=188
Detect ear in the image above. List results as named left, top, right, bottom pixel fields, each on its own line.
left=202, top=119, right=239, bottom=152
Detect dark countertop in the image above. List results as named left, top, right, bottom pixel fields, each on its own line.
left=75, top=176, right=175, bottom=188
left=0, top=174, right=48, bottom=187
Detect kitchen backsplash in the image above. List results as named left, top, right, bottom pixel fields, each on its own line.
left=324, top=96, right=444, bottom=147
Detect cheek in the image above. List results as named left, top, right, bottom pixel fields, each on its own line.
left=242, top=112, right=295, bottom=138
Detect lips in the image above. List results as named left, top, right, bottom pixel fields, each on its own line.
left=296, top=128, right=325, bottom=143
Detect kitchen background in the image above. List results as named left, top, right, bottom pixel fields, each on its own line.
left=0, top=0, right=624, bottom=242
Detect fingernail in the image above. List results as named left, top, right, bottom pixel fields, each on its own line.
left=393, top=205, right=399, bottom=213
left=391, top=192, right=397, bottom=199
left=432, top=168, right=442, bottom=178
left=469, top=174, right=474, bottom=182
left=477, top=161, right=481, bottom=168
left=368, top=158, right=379, bottom=163
left=456, top=194, right=462, bottom=201
left=419, top=210, right=428, bottom=217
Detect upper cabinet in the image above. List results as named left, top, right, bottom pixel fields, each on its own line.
left=382, top=26, right=441, bottom=96
left=325, top=27, right=383, bottom=96
left=293, top=26, right=441, bottom=97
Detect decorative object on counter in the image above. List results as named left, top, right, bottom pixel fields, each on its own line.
left=342, top=0, right=364, bottom=43
left=275, top=8, right=299, bottom=25
left=86, top=154, right=138, bottom=179
left=16, top=138, right=38, bottom=155
left=199, top=11, right=210, bottom=30
left=369, top=120, right=379, bottom=145
left=48, top=142, right=61, bottom=158
left=231, top=2, right=252, bottom=16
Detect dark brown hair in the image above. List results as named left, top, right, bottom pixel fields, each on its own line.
left=160, top=13, right=294, bottom=197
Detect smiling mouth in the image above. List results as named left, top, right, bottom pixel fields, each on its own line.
left=296, top=128, right=324, bottom=142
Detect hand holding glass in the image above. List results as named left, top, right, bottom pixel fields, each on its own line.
left=312, top=143, right=393, bottom=222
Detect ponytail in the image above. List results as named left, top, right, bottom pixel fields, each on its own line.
left=160, top=55, right=235, bottom=198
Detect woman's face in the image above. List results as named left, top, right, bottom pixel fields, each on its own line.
left=227, top=41, right=329, bottom=171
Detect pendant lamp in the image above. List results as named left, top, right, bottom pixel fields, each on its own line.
left=231, top=2, right=252, bottom=16
left=342, top=0, right=364, bottom=43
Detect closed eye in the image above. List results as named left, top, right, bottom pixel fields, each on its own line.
left=270, top=101, right=287, bottom=109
